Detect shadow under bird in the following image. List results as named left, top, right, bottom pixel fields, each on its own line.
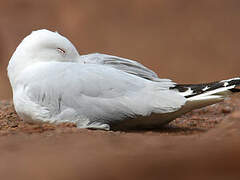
left=7, top=29, right=240, bottom=130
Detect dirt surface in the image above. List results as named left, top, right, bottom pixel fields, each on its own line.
left=1, top=95, right=240, bottom=180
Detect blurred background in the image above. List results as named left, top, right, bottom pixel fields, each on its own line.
left=1, top=0, right=240, bottom=100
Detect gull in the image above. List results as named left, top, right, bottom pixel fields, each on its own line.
left=7, top=29, right=240, bottom=130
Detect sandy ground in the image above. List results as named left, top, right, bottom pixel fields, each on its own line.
left=1, top=95, right=240, bottom=180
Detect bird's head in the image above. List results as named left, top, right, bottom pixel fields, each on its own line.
left=7, top=29, right=80, bottom=83
left=11, top=29, right=79, bottom=63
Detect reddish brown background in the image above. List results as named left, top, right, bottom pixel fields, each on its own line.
left=1, top=0, right=240, bottom=100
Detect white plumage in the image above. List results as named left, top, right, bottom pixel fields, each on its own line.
left=7, top=29, right=240, bottom=130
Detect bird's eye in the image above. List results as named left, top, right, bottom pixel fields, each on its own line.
left=57, top=48, right=66, bottom=54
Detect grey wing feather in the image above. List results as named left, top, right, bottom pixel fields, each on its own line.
left=78, top=53, right=170, bottom=82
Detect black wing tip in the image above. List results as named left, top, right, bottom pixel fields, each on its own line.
left=229, top=88, right=240, bottom=93
left=171, top=77, right=240, bottom=98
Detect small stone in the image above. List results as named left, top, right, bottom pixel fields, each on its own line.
left=222, top=106, right=232, bottom=114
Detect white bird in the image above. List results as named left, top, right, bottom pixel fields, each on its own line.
left=7, top=29, right=240, bottom=130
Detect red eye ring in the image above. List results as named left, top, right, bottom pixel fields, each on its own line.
left=57, top=48, right=66, bottom=54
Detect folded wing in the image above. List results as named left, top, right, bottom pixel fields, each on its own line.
left=78, top=53, right=171, bottom=83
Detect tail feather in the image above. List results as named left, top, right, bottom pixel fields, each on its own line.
left=154, top=77, right=240, bottom=125
left=171, top=77, right=240, bottom=99
left=170, top=77, right=240, bottom=110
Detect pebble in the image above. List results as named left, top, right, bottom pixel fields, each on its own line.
left=221, top=106, right=232, bottom=114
